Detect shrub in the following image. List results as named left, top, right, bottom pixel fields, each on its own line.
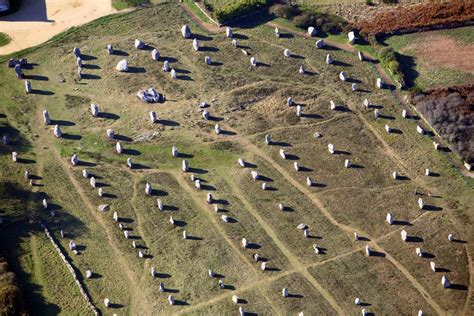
left=366, top=0, right=374, bottom=6
left=214, top=0, right=268, bottom=23
left=269, top=4, right=300, bottom=19
left=203, top=0, right=214, bottom=12
left=292, top=11, right=315, bottom=29
left=381, top=0, right=398, bottom=4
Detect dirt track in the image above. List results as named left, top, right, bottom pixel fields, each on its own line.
left=0, top=0, right=117, bottom=55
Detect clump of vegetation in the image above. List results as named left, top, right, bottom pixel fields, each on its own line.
left=378, top=47, right=405, bottom=87
left=269, top=4, right=300, bottom=19
left=64, top=94, right=91, bottom=109
left=214, top=0, right=269, bottom=23
left=365, top=0, right=374, bottom=6
left=112, top=0, right=149, bottom=11
left=412, top=85, right=474, bottom=163
left=0, top=32, right=11, bottom=47
left=269, top=3, right=350, bottom=35
left=0, top=257, right=25, bottom=315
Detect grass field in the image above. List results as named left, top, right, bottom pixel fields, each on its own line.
left=0, top=3, right=472, bottom=315
left=384, top=26, right=474, bottom=89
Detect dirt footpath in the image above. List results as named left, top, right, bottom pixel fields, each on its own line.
left=0, top=0, right=117, bottom=55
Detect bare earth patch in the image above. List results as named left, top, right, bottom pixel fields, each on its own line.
left=412, top=34, right=474, bottom=73
left=0, top=0, right=117, bottom=55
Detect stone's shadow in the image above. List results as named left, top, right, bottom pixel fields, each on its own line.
left=31, top=89, right=54, bottom=95
left=97, top=112, right=120, bottom=120
left=50, top=120, right=75, bottom=126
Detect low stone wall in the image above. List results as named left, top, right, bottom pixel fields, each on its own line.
left=41, top=222, right=100, bottom=316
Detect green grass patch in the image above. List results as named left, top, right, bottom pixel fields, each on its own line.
left=0, top=32, right=11, bottom=47
left=112, top=0, right=148, bottom=10
left=182, top=0, right=211, bottom=23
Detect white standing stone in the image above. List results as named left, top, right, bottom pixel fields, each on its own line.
left=134, top=39, right=144, bottom=49
left=238, top=158, right=246, bottom=167
left=348, top=31, right=355, bottom=44
left=192, top=38, right=200, bottom=51
left=90, top=177, right=96, bottom=188
left=82, top=169, right=89, bottom=178
left=204, top=56, right=212, bottom=65
left=385, top=124, right=392, bottom=133
left=107, top=44, right=113, bottom=54
left=416, top=125, right=424, bottom=135
left=328, top=143, right=335, bottom=154
left=53, top=125, right=62, bottom=138
left=149, top=111, right=158, bottom=123
left=299, top=65, right=305, bottom=75
left=374, top=109, right=380, bottom=118
left=241, top=238, right=248, bottom=248
left=90, top=103, right=99, bottom=117
left=402, top=109, right=408, bottom=118
left=182, top=160, right=189, bottom=172
left=308, top=26, right=316, bottom=37
left=265, top=134, right=271, bottom=145
left=25, top=80, right=32, bottom=94
left=170, top=68, right=177, bottom=79
left=425, top=168, right=431, bottom=176
left=363, top=99, right=370, bottom=108
left=376, top=78, right=384, bottom=89
left=172, top=146, right=178, bottom=158
left=251, top=170, right=259, bottom=180
left=113, top=211, right=118, bottom=222
left=181, top=25, right=191, bottom=39
left=306, top=176, right=312, bottom=187
left=157, top=198, right=164, bottom=211
left=145, top=182, right=152, bottom=196
left=416, top=247, right=423, bottom=257
left=401, top=230, right=407, bottom=241
left=183, top=230, right=187, bottom=239
left=71, top=154, right=78, bottom=166
left=127, top=157, right=133, bottom=169
left=43, top=110, right=51, bottom=124
left=282, top=288, right=288, bottom=297
left=386, top=212, right=393, bottom=225
left=344, top=159, right=351, bottom=168
left=106, top=128, right=115, bottom=139
left=284, top=49, right=291, bottom=58
left=214, top=124, right=221, bottom=135
left=226, top=26, right=233, bottom=38
left=115, top=142, right=123, bottom=154
left=326, top=54, right=333, bottom=65
left=339, top=71, right=347, bottom=81
left=448, top=234, right=454, bottom=242
left=250, top=57, right=257, bottom=67
left=441, top=275, right=450, bottom=288
left=430, top=261, right=436, bottom=272
left=294, top=162, right=300, bottom=172
left=168, top=295, right=175, bottom=305
left=116, top=59, right=128, bottom=72
left=279, top=149, right=286, bottom=159
left=152, top=49, right=160, bottom=61
left=104, top=298, right=110, bottom=308
left=365, top=245, right=372, bottom=257
left=358, top=51, right=364, bottom=61
left=163, top=60, right=170, bottom=72
left=418, top=197, right=424, bottom=210
left=316, top=39, right=324, bottom=49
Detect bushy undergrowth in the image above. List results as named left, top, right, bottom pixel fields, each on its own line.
left=112, top=0, right=149, bottom=10
left=214, top=0, right=269, bottom=23
left=378, top=47, right=405, bottom=87
left=412, top=85, right=474, bottom=163
left=0, top=258, right=25, bottom=315
left=270, top=4, right=350, bottom=34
